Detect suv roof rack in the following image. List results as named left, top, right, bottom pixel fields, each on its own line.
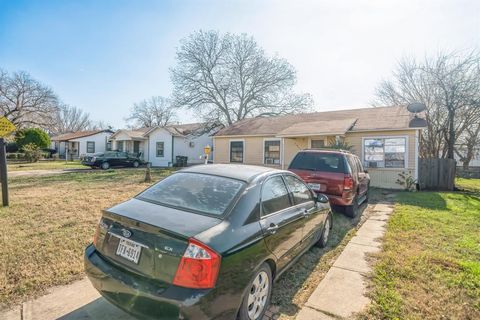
left=303, top=148, right=353, bottom=154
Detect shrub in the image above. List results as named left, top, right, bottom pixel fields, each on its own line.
left=396, top=171, right=417, bottom=191
left=23, top=143, right=42, bottom=163
left=15, top=128, right=51, bottom=150
left=6, top=153, right=17, bottom=160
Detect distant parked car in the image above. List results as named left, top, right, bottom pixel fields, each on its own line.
left=82, top=151, right=142, bottom=170
left=85, top=164, right=332, bottom=320
left=288, top=149, right=370, bottom=217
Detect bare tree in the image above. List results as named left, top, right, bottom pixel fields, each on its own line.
left=455, top=122, right=480, bottom=169
left=171, top=30, right=313, bottom=126
left=0, top=70, right=59, bottom=129
left=51, top=104, right=92, bottom=134
left=126, top=96, right=176, bottom=128
left=374, top=50, right=480, bottom=160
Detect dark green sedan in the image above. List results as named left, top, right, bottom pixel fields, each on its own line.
left=85, top=164, right=332, bottom=320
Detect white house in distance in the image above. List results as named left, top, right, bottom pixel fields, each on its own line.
left=109, top=123, right=215, bottom=167
left=51, top=130, right=114, bottom=160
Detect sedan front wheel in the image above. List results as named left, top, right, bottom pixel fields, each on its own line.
left=239, top=263, right=272, bottom=320
left=101, top=162, right=110, bottom=170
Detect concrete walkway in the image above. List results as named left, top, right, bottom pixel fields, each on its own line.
left=8, top=168, right=92, bottom=178
left=296, top=202, right=394, bottom=320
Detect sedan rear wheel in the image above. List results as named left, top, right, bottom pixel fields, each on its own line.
left=239, top=263, right=272, bottom=320
left=132, top=160, right=140, bottom=168
left=316, top=213, right=332, bottom=248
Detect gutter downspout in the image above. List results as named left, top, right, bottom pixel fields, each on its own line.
left=415, top=129, right=419, bottom=182
left=171, top=135, right=175, bottom=167
left=281, top=138, right=285, bottom=170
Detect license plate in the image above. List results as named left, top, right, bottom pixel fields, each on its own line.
left=116, top=238, right=142, bottom=264
left=308, top=183, right=321, bottom=191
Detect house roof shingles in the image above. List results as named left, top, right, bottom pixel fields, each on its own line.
left=215, top=105, right=422, bottom=137
left=51, top=130, right=111, bottom=141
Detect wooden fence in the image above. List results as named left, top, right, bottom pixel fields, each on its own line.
left=418, top=158, right=456, bottom=191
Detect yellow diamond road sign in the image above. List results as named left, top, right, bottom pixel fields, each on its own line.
left=0, top=117, right=16, bottom=137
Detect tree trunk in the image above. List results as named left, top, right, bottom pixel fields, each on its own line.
left=447, top=108, right=456, bottom=159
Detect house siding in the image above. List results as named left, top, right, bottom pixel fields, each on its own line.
left=69, top=132, right=112, bottom=157
left=213, top=129, right=420, bottom=189
left=173, top=134, right=213, bottom=164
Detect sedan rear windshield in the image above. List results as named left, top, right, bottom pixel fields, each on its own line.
left=289, top=152, right=346, bottom=173
left=136, top=172, right=245, bottom=216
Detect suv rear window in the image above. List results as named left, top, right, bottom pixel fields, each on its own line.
left=136, top=172, right=245, bottom=216
left=289, top=152, right=346, bottom=173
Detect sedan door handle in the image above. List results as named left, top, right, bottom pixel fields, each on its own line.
left=303, top=208, right=313, bottom=217
left=266, top=224, right=279, bottom=235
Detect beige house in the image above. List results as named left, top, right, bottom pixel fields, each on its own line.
left=213, top=105, right=426, bottom=189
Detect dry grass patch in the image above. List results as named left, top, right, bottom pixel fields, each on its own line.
left=0, top=168, right=172, bottom=309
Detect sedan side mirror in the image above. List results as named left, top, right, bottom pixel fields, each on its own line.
left=316, top=193, right=329, bottom=204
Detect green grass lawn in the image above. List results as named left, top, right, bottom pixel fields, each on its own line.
left=456, top=177, right=480, bottom=193
left=363, top=178, right=480, bottom=319
left=7, top=160, right=86, bottom=171
left=0, top=168, right=173, bottom=309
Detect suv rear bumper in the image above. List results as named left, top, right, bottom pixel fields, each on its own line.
left=84, top=244, right=218, bottom=320
left=320, top=192, right=354, bottom=206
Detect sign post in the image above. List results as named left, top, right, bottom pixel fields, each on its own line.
left=203, top=145, right=211, bottom=165
left=0, top=117, right=17, bottom=207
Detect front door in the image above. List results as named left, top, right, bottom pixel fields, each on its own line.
left=133, top=141, right=140, bottom=154
left=259, top=175, right=305, bottom=271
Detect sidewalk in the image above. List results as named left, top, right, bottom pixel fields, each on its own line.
left=296, top=202, right=394, bottom=320
left=3, top=278, right=133, bottom=320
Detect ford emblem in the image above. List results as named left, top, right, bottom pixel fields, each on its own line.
left=121, top=229, right=132, bottom=238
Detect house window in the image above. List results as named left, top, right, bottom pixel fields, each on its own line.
left=106, top=142, right=112, bottom=151
left=311, top=139, right=325, bottom=149
left=86, top=141, right=95, bottom=153
left=230, top=141, right=244, bottom=163
left=364, top=137, right=406, bottom=168
left=117, top=141, right=124, bottom=152
left=264, top=140, right=281, bottom=165
left=156, top=142, right=164, bottom=157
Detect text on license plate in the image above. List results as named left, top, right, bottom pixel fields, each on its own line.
left=116, top=238, right=142, bottom=264
left=308, top=183, right=321, bottom=191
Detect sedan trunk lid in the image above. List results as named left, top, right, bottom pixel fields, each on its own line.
left=94, top=198, right=222, bottom=284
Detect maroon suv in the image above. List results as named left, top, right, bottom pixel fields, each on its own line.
left=288, top=149, right=370, bottom=217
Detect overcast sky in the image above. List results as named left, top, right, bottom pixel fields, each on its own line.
left=1, top=0, right=479, bottom=128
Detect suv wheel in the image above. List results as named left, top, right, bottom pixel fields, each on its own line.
left=238, top=263, right=272, bottom=320
left=101, top=162, right=110, bottom=170
left=345, top=195, right=359, bottom=218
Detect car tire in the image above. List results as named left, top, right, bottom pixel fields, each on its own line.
left=101, top=162, right=110, bottom=170
left=316, top=213, right=332, bottom=248
left=132, top=161, right=139, bottom=168
left=238, top=263, right=273, bottom=320
left=345, top=194, right=359, bottom=218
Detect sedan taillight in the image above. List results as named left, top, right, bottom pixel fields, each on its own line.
left=343, top=174, right=354, bottom=191
left=173, top=238, right=221, bottom=289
